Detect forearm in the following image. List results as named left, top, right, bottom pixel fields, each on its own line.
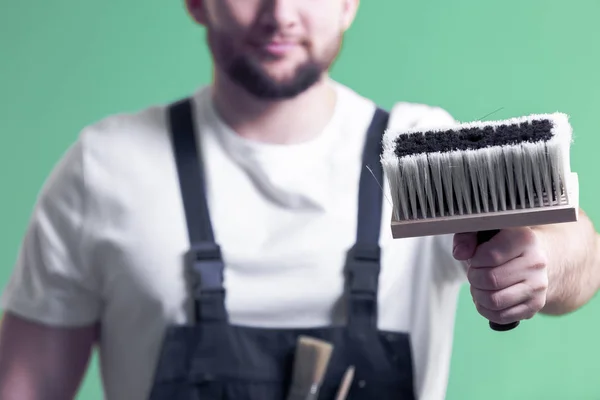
left=0, top=313, right=98, bottom=400
left=533, top=208, right=600, bottom=315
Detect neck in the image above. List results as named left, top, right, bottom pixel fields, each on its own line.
left=210, top=71, right=337, bottom=145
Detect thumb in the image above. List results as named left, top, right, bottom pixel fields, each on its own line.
left=452, top=232, right=478, bottom=261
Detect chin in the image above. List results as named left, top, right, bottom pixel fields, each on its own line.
left=261, top=61, right=305, bottom=77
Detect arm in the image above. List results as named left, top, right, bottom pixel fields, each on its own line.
left=0, top=139, right=102, bottom=399
left=533, top=208, right=600, bottom=315
left=0, top=312, right=98, bottom=400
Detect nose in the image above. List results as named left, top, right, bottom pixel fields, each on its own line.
left=258, top=0, right=298, bottom=31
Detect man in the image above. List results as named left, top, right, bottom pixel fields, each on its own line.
left=0, top=0, right=599, bottom=399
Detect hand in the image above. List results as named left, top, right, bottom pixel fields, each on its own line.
left=452, top=227, right=549, bottom=325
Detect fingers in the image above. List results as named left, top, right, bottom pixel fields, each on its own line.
left=474, top=295, right=547, bottom=325
left=453, top=232, right=477, bottom=260
left=467, top=256, right=546, bottom=291
left=464, top=227, right=549, bottom=325
left=470, top=260, right=549, bottom=324
left=470, top=281, right=547, bottom=311
left=469, top=227, right=538, bottom=268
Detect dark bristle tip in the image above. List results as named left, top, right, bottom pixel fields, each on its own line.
left=393, top=118, right=554, bottom=158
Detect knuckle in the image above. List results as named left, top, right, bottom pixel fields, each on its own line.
left=486, top=269, right=501, bottom=290
left=469, top=267, right=505, bottom=291
left=534, top=278, right=549, bottom=292
left=522, top=308, right=536, bottom=320
left=525, top=241, right=548, bottom=267
left=467, top=267, right=476, bottom=283
left=474, top=301, right=485, bottom=315
left=532, top=296, right=547, bottom=312
left=467, top=268, right=484, bottom=288
left=474, top=301, right=485, bottom=314
left=527, top=276, right=549, bottom=294
left=469, top=285, right=478, bottom=301
left=529, top=260, right=547, bottom=272
left=524, top=298, right=545, bottom=319
left=486, top=249, right=504, bottom=266
left=476, top=303, right=495, bottom=321
left=488, top=292, right=504, bottom=311
left=520, top=228, right=538, bottom=245
left=522, top=305, right=536, bottom=320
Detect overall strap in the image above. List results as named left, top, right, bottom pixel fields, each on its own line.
left=347, top=106, right=390, bottom=330
left=169, top=98, right=227, bottom=323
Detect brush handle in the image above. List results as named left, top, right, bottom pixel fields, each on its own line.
left=476, top=229, right=520, bottom=332
left=335, top=366, right=355, bottom=400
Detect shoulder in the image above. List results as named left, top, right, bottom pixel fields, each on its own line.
left=28, top=98, right=174, bottom=223
left=331, top=81, right=378, bottom=129
left=387, top=101, right=456, bottom=131
left=33, top=93, right=196, bottom=236
left=74, top=92, right=206, bottom=190
left=331, top=81, right=456, bottom=130
left=78, top=99, right=171, bottom=156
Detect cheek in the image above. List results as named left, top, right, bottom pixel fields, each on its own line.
left=207, top=0, right=258, bottom=34
left=304, top=10, right=343, bottom=51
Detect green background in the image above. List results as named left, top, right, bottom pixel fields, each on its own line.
left=1, top=0, right=599, bottom=398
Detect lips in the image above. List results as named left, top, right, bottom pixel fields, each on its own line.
left=262, top=41, right=297, bottom=55
left=250, top=39, right=301, bottom=57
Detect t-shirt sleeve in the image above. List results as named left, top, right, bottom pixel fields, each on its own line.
left=1, top=139, right=102, bottom=326
left=387, top=102, right=468, bottom=282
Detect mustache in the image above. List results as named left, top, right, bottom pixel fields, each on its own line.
left=246, top=33, right=309, bottom=46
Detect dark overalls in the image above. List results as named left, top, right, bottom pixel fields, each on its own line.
left=147, top=98, right=416, bottom=400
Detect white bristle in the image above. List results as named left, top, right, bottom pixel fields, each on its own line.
left=549, top=144, right=564, bottom=205
left=418, top=154, right=436, bottom=218
left=450, top=151, right=470, bottom=215
left=429, top=152, right=445, bottom=217
left=381, top=112, right=573, bottom=222
left=466, top=149, right=482, bottom=214
left=494, top=148, right=507, bottom=211
left=438, top=153, right=453, bottom=216
left=415, top=155, right=430, bottom=218
left=503, top=149, right=517, bottom=209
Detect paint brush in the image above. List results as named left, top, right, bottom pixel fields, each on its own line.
left=334, top=365, right=355, bottom=400
left=381, top=112, right=579, bottom=331
left=286, top=336, right=334, bottom=400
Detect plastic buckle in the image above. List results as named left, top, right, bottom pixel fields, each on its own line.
left=347, top=245, right=381, bottom=296
left=187, top=242, right=225, bottom=293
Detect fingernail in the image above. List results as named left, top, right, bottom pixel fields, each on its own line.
left=453, top=244, right=465, bottom=258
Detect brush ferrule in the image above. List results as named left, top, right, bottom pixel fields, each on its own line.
left=286, top=385, right=320, bottom=400
left=306, top=383, right=320, bottom=399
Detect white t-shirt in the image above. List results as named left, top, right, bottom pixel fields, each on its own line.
left=1, top=80, right=467, bottom=400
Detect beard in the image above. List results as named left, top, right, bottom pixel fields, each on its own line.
left=206, top=27, right=342, bottom=100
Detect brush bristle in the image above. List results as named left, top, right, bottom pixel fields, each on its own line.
left=286, top=336, right=334, bottom=400
left=381, top=113, right=573, bottom=222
